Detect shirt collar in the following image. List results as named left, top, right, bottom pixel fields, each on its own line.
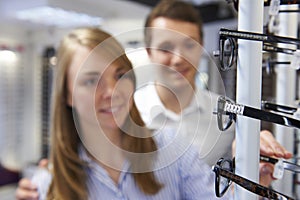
left=78, top=145, right=130, bottom=172
left=186, top=87, right=212, bottom=112
left=151, top=86, right=211, bottom=119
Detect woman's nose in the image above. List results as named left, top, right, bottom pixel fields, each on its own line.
left=97, top=79, right=116, bottom=99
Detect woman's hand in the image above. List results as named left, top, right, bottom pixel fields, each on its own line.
left=15, top=178, right=39, bottom=200
left=15, top=159, right=48, bottom=200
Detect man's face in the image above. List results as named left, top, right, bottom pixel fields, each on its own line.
left=147, top=17, right=202, bottom=89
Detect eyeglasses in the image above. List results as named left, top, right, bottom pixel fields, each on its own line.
left=213, top=39, right=297, bottom=71
left=218, top=28, right=300, bottom=71
left=216, top=96, right=300, bottom=131
left=218, top=42, right=297, bottom=71
left=212, top=157, right=295, bottom=199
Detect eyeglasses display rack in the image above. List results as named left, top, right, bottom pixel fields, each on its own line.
left=272, top=4, right=299, bottom=197
left=232, top=1, right=300, bottom=199
left=233, top=0, right=263, bottom=199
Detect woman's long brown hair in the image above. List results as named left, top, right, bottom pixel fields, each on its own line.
left=47, top=27, right=162, bottom=199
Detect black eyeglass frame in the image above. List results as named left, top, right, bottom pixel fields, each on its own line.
left=218, top=28, right=300, bottom=71
left=213, top=157, right=295, bottom=199
left=261, top=101, right=298, bottom=115
left=217, top=96, right=300, bottom=131
left=219, top=28, right=300, bottom=46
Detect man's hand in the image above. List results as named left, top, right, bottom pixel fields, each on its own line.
left=259, top=130, right=292, bottom=159
left=259, top=130, right=292, bottom=186
left=232, top=130, right=292, bottom=187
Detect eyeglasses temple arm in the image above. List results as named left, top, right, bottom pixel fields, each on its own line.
left=217, top=167, right=292, bottom=199
left=223, top=100, right=300, bottom=128
left=219, top=28, right=300, bottom=46
left=243, top=106, right=300, bottom=129
left=261, top=101, right=297, bottom=115
left=263, top=43, right=295, bottom=55
left=260, top=155, right=278, bottom=164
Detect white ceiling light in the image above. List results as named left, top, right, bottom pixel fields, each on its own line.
left=0, top=50, right=18, bottom=65
left=181, top=0, right=221, bottom=5
left=15, top=6, right=102, bottom=28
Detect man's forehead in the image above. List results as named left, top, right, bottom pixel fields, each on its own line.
left=150, top=17, right=199, bottom=34
left=150, top=29, right=199, bottom=45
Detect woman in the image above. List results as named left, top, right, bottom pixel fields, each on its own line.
left=16, top=27, right=224, bottom=200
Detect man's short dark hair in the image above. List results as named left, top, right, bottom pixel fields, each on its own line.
left=144, top=0, right=203, bottom=47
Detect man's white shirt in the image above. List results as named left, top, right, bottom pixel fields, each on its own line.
left=134, top=82, right=235, bottom=166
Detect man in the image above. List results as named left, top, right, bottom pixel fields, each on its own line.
left=134, top=0, right=291, bottom=183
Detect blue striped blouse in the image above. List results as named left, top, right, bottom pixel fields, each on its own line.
left=32, top=130, right=231, bottom=200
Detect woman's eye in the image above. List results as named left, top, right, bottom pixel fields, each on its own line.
left=83, top=78, right=98, bottom=86
left=158, top=43, right=174, bottom=53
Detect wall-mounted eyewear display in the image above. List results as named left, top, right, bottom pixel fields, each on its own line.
left=216, top=96, right=300, bottom=131
left=212, top=157, right=295, bottom=199
left=217, top=28, right=300, bottom=71
left=226, top=0, right=300, bottom=11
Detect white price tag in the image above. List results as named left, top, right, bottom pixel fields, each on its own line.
left=291, top=50, right=300, bottom=70
left=273, top=158, right=284, bottom=179
left=31, top=168, right=52, bottom=200
left=269, top=0, right=280, bottom=16
left=268, top=0, right=280, bottom=34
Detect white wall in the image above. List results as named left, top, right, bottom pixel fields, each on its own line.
left=0, top=12, right=237, bottom=170
left=0, top=22, right=71, bottom=170
left=0, top=23, right=36, bottom=169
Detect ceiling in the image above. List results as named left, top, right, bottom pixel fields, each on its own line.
left=0, top=0, right=150, bottom=30
left=0, top=0, right=236, bottom=31
left=128, top=0, right=236, bottom=23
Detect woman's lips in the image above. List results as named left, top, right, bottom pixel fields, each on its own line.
left=99, top=105, right=122, bottom=114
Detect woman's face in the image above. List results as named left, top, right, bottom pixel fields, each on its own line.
left=67, top=46, right=134, bottom=133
